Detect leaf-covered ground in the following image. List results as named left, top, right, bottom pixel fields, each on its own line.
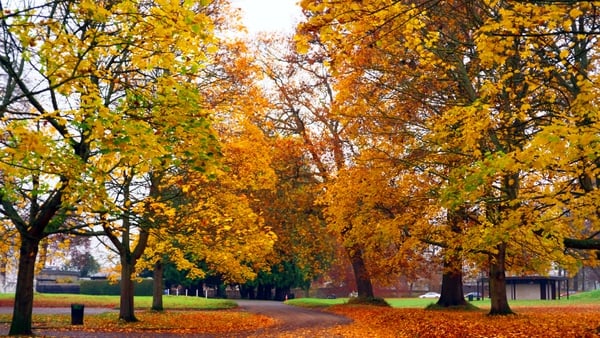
left=0, top=310, right=277, bottom=336
left=276, top=305, right=600, bottom=337
left=2, top=304, right=600, bottom=336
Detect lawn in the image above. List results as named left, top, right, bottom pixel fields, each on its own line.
left=287, top=289, right=600, bottom=309
left=0, top=293, right=237, bottom=309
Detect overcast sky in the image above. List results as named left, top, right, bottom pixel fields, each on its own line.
left=230, top=0, right=302, bottom=33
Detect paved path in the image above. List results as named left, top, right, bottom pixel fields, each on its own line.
left=236, top=300, right=351, bottom=336
left=0, top=300, right=352, bottom=337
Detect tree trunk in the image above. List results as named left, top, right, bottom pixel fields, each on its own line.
left=240, top=284, right=255, bottom=299
left=257, top=284, right=273, bottom=300
left=119, top=256, right=138, bottom=322
left=488, top=243, right=513, bottom=315
left=0, top=259, right=6, bottom=293
left=348, top=244, right=374, bottom=298
left=9, top=236, right=40, bottom=335
left=436, top=254, right=467, bottom=307
left=275, top=286, right=291, bottom=301
left=437, top=209, right=467, bottom=307
left=152, top=259, right=164, bottom=311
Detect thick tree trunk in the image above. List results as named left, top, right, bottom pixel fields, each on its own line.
left=152, top=260, right=164, bottom=311
left=348, top=244, right=374, bottom=298
left=240, top=284, right=255, bottom=299
left=488, top=244, right=513, bottom=315
left=437, top=210, right=467, bottom=307
left=436, top=254, right=467, bottom=307
left=257, top=284, right=273, bottom=300
left=119, top=257, right=138, bottom=322
left=9, top=236, right=40, bottom=335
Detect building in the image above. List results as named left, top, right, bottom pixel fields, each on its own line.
left=35, top=268, right=80, bottom=294
left=477, top=276, right=569, bottom=300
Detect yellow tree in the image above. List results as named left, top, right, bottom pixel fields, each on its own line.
left=474, top=0, right=600, bottom=278
left=0, top=0, right=229, bottom=332
left=321, top=159, right=442, bottom=288
left=248, top=135, right=335, bottom=299
left=297, top=0, right=600, bottom=315
left=139, top=118, right=278, bottom=310
left=296, top=0, right=486, bottom=305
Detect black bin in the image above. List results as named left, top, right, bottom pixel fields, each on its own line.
left=71, top=303, right=84, bottom=325
left=467, top=294, right=474, bottom=301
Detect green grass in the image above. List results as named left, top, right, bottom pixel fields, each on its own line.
left=2, top=289, right=597, bottom=310
left=569, top=289, right=600, bottom=301
left=285, top=297, right=348, bottom=307
left=286, top=290, right=600, bottom=309
left=0, top=293, right=237, bottom=310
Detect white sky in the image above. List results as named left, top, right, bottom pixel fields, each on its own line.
left=230, top=0, right=302, bottom=33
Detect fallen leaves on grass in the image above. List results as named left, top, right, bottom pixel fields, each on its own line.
left=29, top=310, right=276, bottom=335
left=275, top=305, right=600, bottom=337
left=5, top=303, right=600, bottom=337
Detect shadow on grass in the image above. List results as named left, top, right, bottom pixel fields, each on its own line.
left=425, top=302, right=482, bottom=312
left=347, top=297, right=390, bottom=307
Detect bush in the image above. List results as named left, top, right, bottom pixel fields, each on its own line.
left=36, top=283, right=80, bottom=294
left=80, top=279, right=153, bottom=296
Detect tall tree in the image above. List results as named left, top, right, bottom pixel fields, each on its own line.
left=297, top=0, right=600, bottom=315
left=296, top=0, right=484, bottom=306
left=0, top=0, right=229, bottom=332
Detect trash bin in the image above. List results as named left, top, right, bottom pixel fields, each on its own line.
left=467, top=294, right=474, bottom=301
left=71, top=303, right=84, bottom=325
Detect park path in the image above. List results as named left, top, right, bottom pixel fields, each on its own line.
left=0, top=300, right=352, bottom=337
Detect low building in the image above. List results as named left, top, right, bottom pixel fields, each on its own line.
left=36, top=268, right=80, bottom=294
left=477, top=276, right=569, bottom=300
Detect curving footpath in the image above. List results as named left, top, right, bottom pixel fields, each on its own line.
left=0, top=300, right=352, bottom=337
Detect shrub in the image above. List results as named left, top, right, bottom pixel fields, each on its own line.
left=80, top=279, right=153, bottom=296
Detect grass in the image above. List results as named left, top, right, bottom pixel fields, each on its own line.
left=1, top=289, right=597, bottom=310
left=285, top=297, right=347, bottom=307
left=0, top=293, right=237, bottom=310
left=286, top=289, right=600, bottom=309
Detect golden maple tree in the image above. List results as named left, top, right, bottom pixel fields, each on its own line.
left=0, top=0, right=250, bottom=333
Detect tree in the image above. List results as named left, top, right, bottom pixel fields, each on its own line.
left=298, top=0, right=600, bottom=316
left=0, top=0, right=229, bottom=332
left=140, top=120, right=278, bottom=309
left=246, top=136, right=335, bottom=300
left=296, top=0, right=482, bottom=307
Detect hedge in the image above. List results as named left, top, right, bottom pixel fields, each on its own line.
left=36, top=283, right=80, bottom=294
left=80, top=279, right=154, bottom=296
